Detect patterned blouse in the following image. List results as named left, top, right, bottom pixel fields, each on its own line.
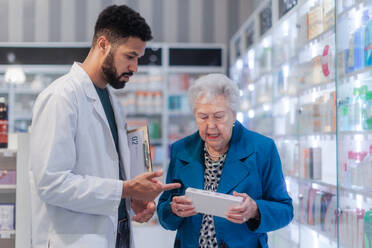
left=198, top=145, right=227, bottom=248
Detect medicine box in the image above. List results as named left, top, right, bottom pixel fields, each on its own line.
left=185, top=188, right=243, bottom=218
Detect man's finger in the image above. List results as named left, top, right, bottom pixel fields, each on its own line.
left=145, top=170, right=163, bottom=179
left=162, top=183, right=181, bottom=191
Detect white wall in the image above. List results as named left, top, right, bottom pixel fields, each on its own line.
left=0, top=0, right=259, bottom=45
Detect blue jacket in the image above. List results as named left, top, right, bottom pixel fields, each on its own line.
left=157, top=122, right=293, bottom=248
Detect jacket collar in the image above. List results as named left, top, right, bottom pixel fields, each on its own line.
left=178, top=121, right=255, bottom=194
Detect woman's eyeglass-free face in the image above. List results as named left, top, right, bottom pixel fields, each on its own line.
left=194, top=95, right=236, bottom=154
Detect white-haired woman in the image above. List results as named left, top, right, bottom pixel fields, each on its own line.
left=157, top=74, right=293, bottom=248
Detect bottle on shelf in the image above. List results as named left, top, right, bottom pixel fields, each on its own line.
left=350, top=86, right=367, bottom=131
left=362, top=91, right=372, bottom=130
left=353, top=10, right=369, bottom=71
left=153, top=91, right=162, bottom=114
left=365, top=11, right=372, bottom=67
left=362, top=145, right=372, bottom=190
left=365, top=210, right=372, bottom=248
left=0, top=97, right=8, bottom=148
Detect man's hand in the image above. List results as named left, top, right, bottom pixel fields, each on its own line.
left=122, top=170, right=181, bottom=201
left=131, top=199, right=156, bottom=223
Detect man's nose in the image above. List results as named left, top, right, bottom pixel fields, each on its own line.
left=129, top=59, right=138, bottom=73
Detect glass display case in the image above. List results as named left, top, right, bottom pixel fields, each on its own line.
left=230, top=0, right=372, bottom=247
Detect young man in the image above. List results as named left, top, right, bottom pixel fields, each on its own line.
left=29, top=5, right=180, bottom=248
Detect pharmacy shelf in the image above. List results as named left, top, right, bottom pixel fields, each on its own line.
left=13, top=88, right=43, bottom=94
left=0, top=149, right=16, bottom=157
left=288, top=175, right=372, bottom=199
left=287, top=176, right=337, bottom=194
left=0, top=185, right=16, bottom=193
left=336, top=0, right=368, bottom=19
left=338, top=65, right=372, bottom=82
left=272, top=134, right=298, bottom=140
left=13, top=113, right=33, bottom=120
left=297, top=81, right=336, bottom=96
left=297, top=221, right=338, bottom=248
left=167, top=110, right=193, bottom=116
left=0, top=230, right=15, bottom=239
left=297, top=132, right=337, bottom=137
left=127, top=113, right=162, bottom=118
left=149, top=139, right=162, bottom=146
left=297, top=26, right=335, bottom=52
left=338, top=130, right=372, bottom=135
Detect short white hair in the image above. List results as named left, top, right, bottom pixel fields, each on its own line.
left=188, top=73, right=240, bottom=112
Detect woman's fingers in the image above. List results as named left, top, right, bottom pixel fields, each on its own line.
left=226, top=213, right=247, bottom=224
left=172, top=196, right=193, bottom=205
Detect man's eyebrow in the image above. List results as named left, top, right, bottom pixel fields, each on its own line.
left=127, top=51, right=140, bottom=56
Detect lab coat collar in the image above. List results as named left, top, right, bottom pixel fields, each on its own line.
left=70, top=62, right=119, bottom=161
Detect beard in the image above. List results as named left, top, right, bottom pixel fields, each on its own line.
left=101, top=51, right=133, bottom=89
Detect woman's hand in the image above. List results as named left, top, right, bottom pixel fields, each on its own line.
left=225, top=191, right=259, bottom=224
left=170, top=196, right=197, bottom=218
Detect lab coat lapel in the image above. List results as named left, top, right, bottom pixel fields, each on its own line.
left=75, top=64, right=117, bottom=157
left=108, top=88, right=131, bottom=181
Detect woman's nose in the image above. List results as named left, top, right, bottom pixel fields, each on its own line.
left=206, top=118, right=217, bottom=128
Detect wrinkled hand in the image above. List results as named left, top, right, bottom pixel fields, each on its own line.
left=131, top=199, right=156, bottom=223
left=123, top=170, right=181, bottom=201
left=225, top=191, right=259, bottom=224
left=170, top=196, right=197, bottom=218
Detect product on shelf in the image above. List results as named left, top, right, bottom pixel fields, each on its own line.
left=168, top=74, right=190, bottom=92
left=279, top=0, right=297, bottom=19
left=301, top=147, right=322, bottom=180
left=322, top=0, right=335, bottom=31
left=0, top=170, right=16, bottom=185
left=348, top=150, right=368, bottom=189
left=339, top=207, right=369, bottom=248
left=363, top=91, right=372, bottom=130
left=0, top=97, right=8, bottom=148
left=365, top=211, right=372, bottom=248
left=362, top=145, right=372, bottom=190
left=365, top=14, right=372, bottom=67
left=259, top=2, right=272, bottom=36
left=307, top=4, right=323, bottom=40
left=0, top=204, right=15, bottom=230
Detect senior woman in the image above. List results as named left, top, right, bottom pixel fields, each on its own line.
left=157, top=74, right=293, bottom=248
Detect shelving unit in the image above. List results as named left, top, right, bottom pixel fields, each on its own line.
left=230, top=0, right=372, bottom=247
left=0, top=147, right=16, bottom=248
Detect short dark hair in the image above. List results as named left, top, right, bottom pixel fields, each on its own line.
left=93, top=5, right=152, bottom=45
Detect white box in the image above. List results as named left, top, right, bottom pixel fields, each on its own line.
left=185, top=188, right=243, bottom=218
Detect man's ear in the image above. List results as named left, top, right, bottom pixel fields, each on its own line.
left=96, top=36, right=111, bottom=56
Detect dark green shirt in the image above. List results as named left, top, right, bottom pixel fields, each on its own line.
left=94, top=84, right=127, bottom=221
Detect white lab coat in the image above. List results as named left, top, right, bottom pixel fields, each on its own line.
left=29, top=63, right=134, bottom=248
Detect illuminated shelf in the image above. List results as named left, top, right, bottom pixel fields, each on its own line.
left=337, top=65, right=372, bottom=83
left=0, top=185, right=16, bottom=193
left=0, top=230, right=15, bottom=239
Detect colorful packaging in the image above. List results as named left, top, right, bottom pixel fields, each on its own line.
left=364, top=211, right=372, bottom=248
left=365, top=18, right=372, bottom=66
left=354, top=10, right=369, bottom=70
left=0, top=97, right=8, bottom=148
